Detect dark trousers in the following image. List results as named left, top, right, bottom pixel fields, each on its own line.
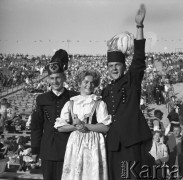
left=107, top=140, right=153, bottom=180
left=41, top=159, right=63, bottom=180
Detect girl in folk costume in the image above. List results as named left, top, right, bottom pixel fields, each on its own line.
left=54, top=69, right=111, bottom=180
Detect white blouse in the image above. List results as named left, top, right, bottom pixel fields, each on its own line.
left=54, top=94, right=111, bottom=128
left=149, top=141, right=169, bottom=163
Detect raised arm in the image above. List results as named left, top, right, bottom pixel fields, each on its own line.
left=135, top=4, right=146, bottom=40
left=130, top=4, right=146, bottom=86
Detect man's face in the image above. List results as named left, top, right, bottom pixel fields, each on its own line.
left=49, top=73, right=65, bottom=91
left=173, top=127, right=181, bottom=137
left=108, top=62, right=125, bottom=80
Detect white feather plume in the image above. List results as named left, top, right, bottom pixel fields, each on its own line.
left=107, top=31, right=134, bottom=55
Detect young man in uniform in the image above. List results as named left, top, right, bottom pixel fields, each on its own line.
left=102, top=4, right=152, bottom=180
left=31, top=49, right=77, bottom=180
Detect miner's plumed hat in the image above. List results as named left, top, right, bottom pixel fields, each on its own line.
left=107, top=31, right=134, bottom=64
left=47, top=49, right=69, bottom=75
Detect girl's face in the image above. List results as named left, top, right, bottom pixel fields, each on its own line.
left=79, top=75, right=95, bottom=96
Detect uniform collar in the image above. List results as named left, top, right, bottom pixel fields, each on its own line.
left=102, top=72, right=128, bottom=98
left=111, top=74, right=124, bottom=85
left=49, top=88, right=69, bottom=101
left=111, top=73, right=128, bottom=90
left=52, top=88, right=64, bottom=96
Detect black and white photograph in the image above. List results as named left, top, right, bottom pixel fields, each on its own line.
left=0, top=0, right=183, bottom=179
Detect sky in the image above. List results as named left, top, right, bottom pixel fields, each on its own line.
left=0, top=0, right=183, bottom=56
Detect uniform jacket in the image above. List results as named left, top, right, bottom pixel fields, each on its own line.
left=102, top=39, right=152, bottom=150
left=31, top=88, right=78, bottom=161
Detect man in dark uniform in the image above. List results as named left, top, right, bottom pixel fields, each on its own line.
left=102, top=4, right=152, bottom=180
left=31, top=49, right=77, bottom=180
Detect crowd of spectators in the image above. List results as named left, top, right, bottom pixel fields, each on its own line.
left=1, top=52, right=183, bottom=96
left=0, top=53, right=49, bottom=92
left=0, top=51, right=183, bottom=176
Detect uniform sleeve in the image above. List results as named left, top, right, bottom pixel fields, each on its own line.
left=96, top=101, right=111, bottom=126
left=130, top=39, right=146, bottom=72
left=54, top=101, right=70, bottom=128
left=31, top=96, right=44, bottom=155
left=129, top=39, right=146, bottom=87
